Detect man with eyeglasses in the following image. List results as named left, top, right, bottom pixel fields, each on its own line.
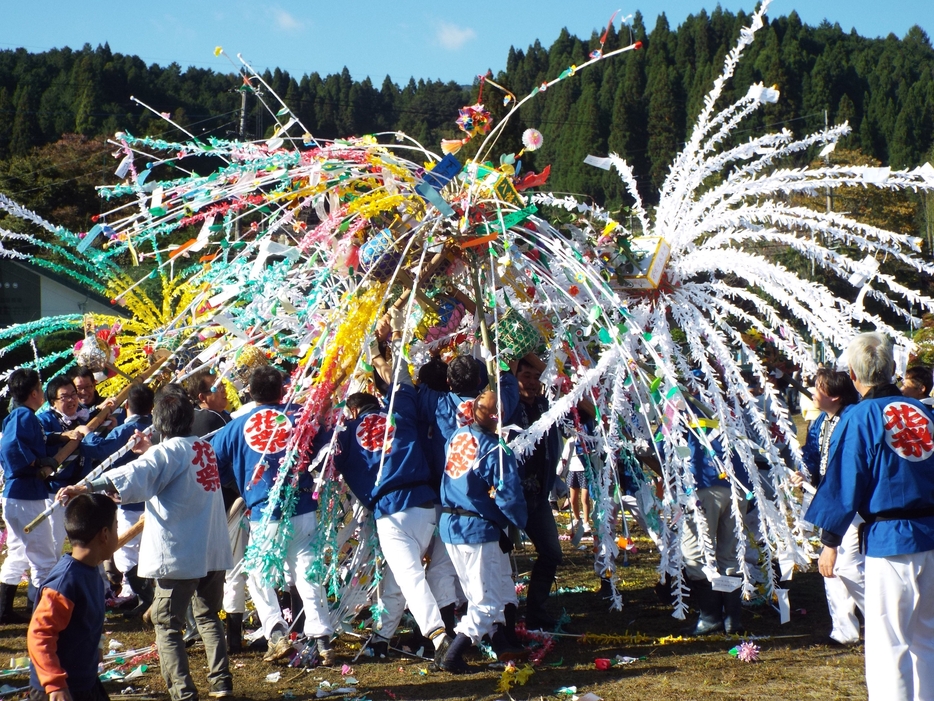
left=72, top=367, right=122, bottom=431
left=37, top=377, right=92, bottom=556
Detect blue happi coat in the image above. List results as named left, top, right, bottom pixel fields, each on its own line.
left=806, top=386, right=934, bottom=557
left=332, top=384, right=436, bottom=519
left=417, top=371, right=519, bottom=488
left=1, top=407, right=52, bottom=500
left=212, top=403, right=316, bottom=521
left=439, top=423, right=527, bottom=544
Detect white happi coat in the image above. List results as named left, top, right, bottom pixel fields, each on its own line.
left=108, top=436, right=233, bottom=580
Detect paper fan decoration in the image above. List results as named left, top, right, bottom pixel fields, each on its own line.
left=522, top=128, right=544, bottom=152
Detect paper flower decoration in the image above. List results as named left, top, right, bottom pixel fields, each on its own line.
left=441, top=103, right=493, bottom=154
left=522, top=128, right=544, bottom=151
left=456, top=103, right=492, bottom=138
left=730, top=641, right=761, bottom=662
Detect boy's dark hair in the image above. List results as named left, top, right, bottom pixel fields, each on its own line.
left=418, top=357, right=449, bottom=392
left=906, top=365, right=934, bottom=395
left=127, top=383, right=155, bottom=416
left=186, top=370, right=217, bottom=403
left=153, top=386, right=194, bottom=438
left=346, top=392, right=380, bottom=414
left=447, top=355, right=480, bottom=394
left=65, top=493, right=117, bottom=546
left=9, top=368, right=41, bottom=404
left=70, top=367, right=97, bottom=384
left=44, top=376, right=76, bottom=405
left=249, top=367, right=283, bottom=404
left=815, top=368, right=860, bottom=408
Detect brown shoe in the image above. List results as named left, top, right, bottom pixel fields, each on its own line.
left=263, top=635, right=293, bottom=663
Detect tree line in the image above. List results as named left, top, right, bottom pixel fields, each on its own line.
left=0, top=7, right=932, bottom=216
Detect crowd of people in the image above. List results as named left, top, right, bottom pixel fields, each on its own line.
left=2, top=327, right=934, bottom=700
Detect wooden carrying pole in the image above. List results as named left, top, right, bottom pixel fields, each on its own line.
left=114, top=516, right=145, bottom=550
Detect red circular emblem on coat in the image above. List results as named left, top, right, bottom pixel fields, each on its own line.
left=356, top=413, right=394, bottom=454
left=883, top=401, right=934, bottom=462
left=445, top=432, right=478, bottom=479
left=243, top=408, right=292, bottom=453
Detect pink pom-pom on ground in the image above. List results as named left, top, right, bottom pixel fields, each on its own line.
left=736, top=641, right=760, bottom=662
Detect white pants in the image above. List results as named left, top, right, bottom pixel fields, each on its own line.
left=113, top=508, right=143, bottom=574
left=223, top=503, right=249, bottom=614
left=248, top=511, right=332, bottom=638
left=424, top=505, right=458, bottom=610
left=865, top=550, right=934, bottom=700
left=825, top=516, right=865, bottom=644
left=446, top=540, right=508, bottom=644
left=374, top=506, right=444, bottom=641
left=0, top=498, right=58, bottom=589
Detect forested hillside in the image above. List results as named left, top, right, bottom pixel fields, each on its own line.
left=1, top=7, right=932, bottom=220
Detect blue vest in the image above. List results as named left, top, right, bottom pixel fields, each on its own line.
left=687, top=428, right=751, bottom=491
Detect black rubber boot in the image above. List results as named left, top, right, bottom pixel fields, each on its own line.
left=226, top=612, right=243, bottom=654
left=491, top=623, right=528, bottom=662
left=525, top=575, right=557, bottom=630
left=684, top=578, right=724, bottom=636
left=440, top=603, right=458, bottom=639
left=124, top=566, right=154, bottom=618
left=722, top=588, right=745, bottom=635
left=503, top=603, right=520, bottom=647
left=429, top=632, right=451, bottom=671
left=440, top=632, right=473, bottom=674
left=0, top=583, right=27, bottom=624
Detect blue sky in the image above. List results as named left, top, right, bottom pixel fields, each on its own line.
left=1, top=1, right=930, bottom=85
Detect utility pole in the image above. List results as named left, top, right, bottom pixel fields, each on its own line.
left=232, top=77, right=259, bottom=241
left=824, top=110, right=832, bottom=217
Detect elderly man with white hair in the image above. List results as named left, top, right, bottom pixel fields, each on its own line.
left=806, top=332, right=934, bottom=701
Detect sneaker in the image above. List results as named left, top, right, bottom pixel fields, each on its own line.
left=315, top=636, right=335, bottom=666
left=208, top=686, right=233, bottom=698
left=566, top=518, right=578, bottom=534
left=365, top=639, right=389, bottom=660
left=263, top=635, right=294, bottom=662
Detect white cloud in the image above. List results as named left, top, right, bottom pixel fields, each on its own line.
left=272, top=7, right=304, bottom=32
left=435, top=21, right=476, bottom=51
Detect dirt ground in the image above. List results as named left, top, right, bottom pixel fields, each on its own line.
left=0, top=514, right=866, bottom=701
